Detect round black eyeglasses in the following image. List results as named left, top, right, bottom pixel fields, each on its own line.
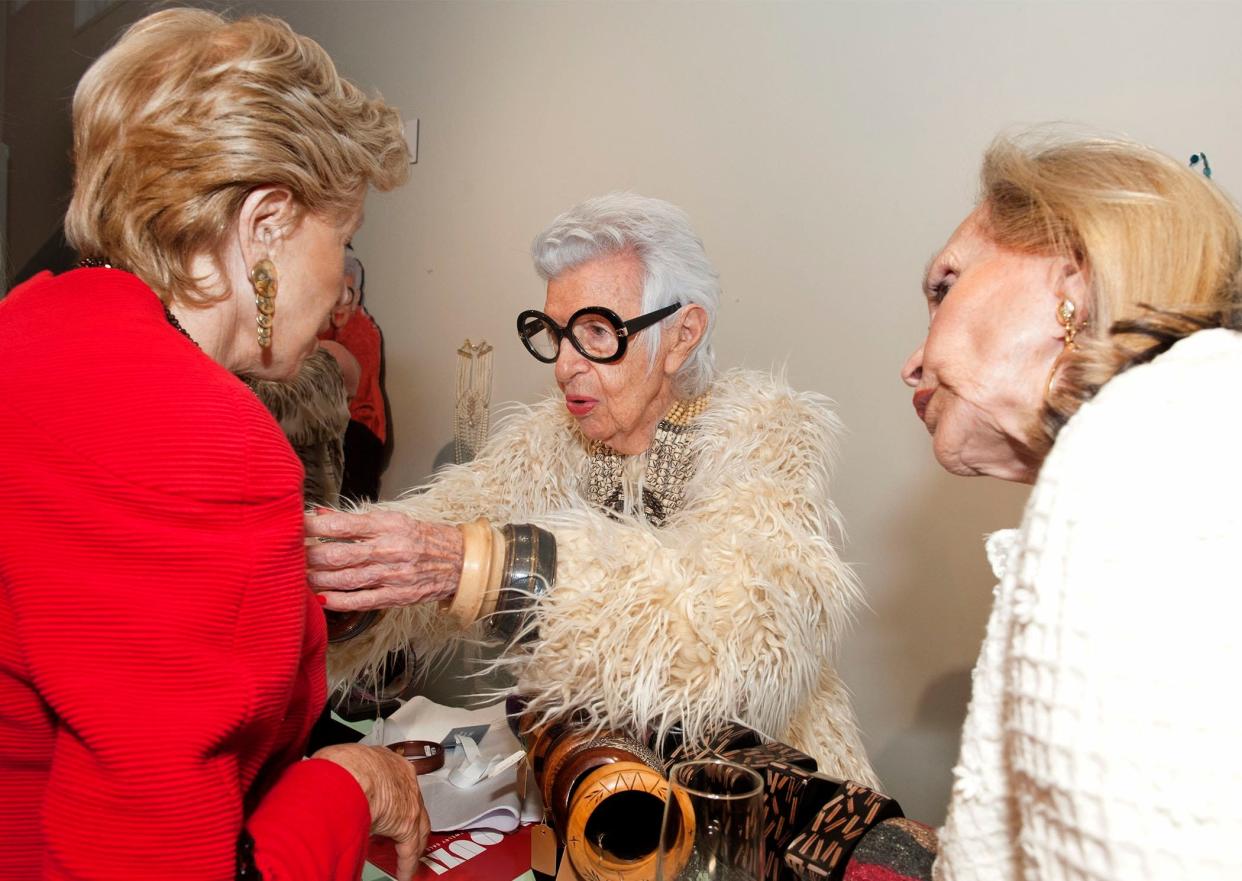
left=516, top=303, right=682, bottom=364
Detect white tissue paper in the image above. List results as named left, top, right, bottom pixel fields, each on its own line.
left=361, top=695, right=542, bottom=833
left=447, top=732, right=525, bottom=789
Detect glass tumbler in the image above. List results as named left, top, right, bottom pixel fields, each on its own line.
left=655, top=758, right=765, bottom=881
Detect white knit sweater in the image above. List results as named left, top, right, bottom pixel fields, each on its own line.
left=936, top=329, right=1242, bottom=880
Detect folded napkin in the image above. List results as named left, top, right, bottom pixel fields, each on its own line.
left=361, top=696, right=542, bottom=832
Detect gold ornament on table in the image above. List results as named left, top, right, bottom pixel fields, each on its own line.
left=454, top=339, right=494, bottom=464
left=250, top=259, right=278, bottom=348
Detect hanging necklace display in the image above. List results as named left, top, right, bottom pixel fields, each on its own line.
left=454, top=339, right=494, bottom=464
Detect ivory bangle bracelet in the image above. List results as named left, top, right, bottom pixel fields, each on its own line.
left=481, top=521, right=507, bottom=619
left=441, top=518, right=496, bottom=628
left=386, top=740, right=446, bottom=775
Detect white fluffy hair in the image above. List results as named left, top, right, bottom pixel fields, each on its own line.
left=531, top=192, right=720, bottom=397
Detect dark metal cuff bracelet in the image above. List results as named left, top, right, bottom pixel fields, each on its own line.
left=489, top=523, right=557, bottom=642
left=324, top=609, right=380, bottom=643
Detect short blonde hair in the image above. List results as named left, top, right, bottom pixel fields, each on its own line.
left=978, top=133, right=1242, bottom=451
left=66, top=8, right=409, bottom=305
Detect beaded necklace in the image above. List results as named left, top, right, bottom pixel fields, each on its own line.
left=585, top=394, right=709, bottom=527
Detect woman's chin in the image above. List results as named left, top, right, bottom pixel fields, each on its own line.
left=934, top=443, right=1039, bottom=484
left=936, top=453, right=983, bottom=479
left=244, top=353, right=302, bottom=383
left=931, top=432, right=986, bottom=479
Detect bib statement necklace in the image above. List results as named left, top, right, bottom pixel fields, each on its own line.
left=585, top=394, right=709, bottom=527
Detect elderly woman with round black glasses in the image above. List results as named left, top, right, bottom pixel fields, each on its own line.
left=305, top=192, right=878, bottom=784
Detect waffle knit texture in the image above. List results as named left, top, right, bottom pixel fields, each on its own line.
left=328, top=369, right=878, bottom=786
left=0, top=269, right=370, bottom=879
left=936, top=328, right=1242, bottom=880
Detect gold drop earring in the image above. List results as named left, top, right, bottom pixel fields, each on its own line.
left=1047, top=297, right=1081, bottom=395
left=1057, top=298, right=1079, bottom=349
left=250, top=259, right=277, bottom=348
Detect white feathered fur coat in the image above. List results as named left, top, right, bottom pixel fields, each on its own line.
left=329, top=369, right=878, bottom=786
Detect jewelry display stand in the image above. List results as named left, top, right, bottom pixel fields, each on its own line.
left=455, top=339, right=494, bottom=465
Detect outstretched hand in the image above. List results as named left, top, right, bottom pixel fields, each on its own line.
left=305, top=509, right=463, bottom=611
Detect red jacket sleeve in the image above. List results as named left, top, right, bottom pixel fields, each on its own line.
left=249, top=759, right=371, bottom=880
left=0, top=270, right=371, bottom=879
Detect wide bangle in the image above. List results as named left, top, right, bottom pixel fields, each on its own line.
left=490, top=523, right=557, bottom=642
left=324, top=609, right=380, bottom=643
left=783, top=781, right=904, bottom=881
left=386, top=740, right=446, bottom=775
left=441, top=518, right=505, bottom=629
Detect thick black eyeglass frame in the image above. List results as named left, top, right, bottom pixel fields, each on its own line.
left=516, top=302, right=682, bottom=364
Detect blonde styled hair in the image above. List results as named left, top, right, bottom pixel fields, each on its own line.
left=66, top=8, right=409, bottom=305
left=978, top=133, right=1242, bottom=452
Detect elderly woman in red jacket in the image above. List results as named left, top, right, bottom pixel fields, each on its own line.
left=0, top=9, right=426, bottom=880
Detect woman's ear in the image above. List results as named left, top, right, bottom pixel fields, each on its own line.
left=234, top=186, right=298, bottom=267
left=1055, top=258, right=1091, bottom=328
left=663, top=304, right=708, bottom=376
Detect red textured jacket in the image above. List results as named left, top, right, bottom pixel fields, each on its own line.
left=0, top=269, right=370, bottom=879
left=324, top=308, right=385, bottom=444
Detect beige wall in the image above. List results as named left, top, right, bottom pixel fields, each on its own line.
left=8, top=0, right=1242, bottom=823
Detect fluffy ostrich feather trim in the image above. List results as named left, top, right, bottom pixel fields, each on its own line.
left=327, top=369, right=878, bottom=786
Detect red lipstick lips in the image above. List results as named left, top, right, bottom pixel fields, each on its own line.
left=913, top=388, right=934, bottom=423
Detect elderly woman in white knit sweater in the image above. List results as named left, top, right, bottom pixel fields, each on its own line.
left=885, top=135, right=1242, bottom=880
left=305, top=193, right=878, bottom=785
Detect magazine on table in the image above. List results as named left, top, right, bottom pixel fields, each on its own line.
left=363, top=826, right=535, bottom=881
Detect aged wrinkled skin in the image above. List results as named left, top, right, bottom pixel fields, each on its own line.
left=306, top=510, right=464, bottom=608
left=312, top=743, right=430, bottom=881
left=901, top=208, right=1088, bottom=484
left=304, top=248, right=707, bottom=610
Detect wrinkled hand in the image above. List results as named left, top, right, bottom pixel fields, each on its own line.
left=305, top=509, right=463, bottom=611
left=313, top=743, right=431, bottom=881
